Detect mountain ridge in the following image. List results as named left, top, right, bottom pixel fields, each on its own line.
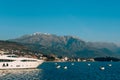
left=9, top=32, right=120, bottom=58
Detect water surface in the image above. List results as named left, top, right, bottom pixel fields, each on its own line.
left=0, top=62, right=120, bottom=80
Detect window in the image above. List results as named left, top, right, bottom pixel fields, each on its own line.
left=2, top=63, right=9, bottom=67
left=21, top=60, right=37, bottom=62
left=0, top=59, right=15, bottom=62
left=16, top=65, right=20, bottom=67
left=7, top=55, right=18, bottom=58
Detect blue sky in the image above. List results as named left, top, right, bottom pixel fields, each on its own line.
left=0, top=0, right=120, bottom=43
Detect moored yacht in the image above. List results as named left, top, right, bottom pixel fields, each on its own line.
left=0, top=54, right=44, bottom=69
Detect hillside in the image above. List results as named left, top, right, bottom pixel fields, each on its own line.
left=0, top=40, right=28, bottom=51
left=9, top=32, right=120, bottom=58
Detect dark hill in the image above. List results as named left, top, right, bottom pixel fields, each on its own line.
left=0, top=40, right=28, bottom=51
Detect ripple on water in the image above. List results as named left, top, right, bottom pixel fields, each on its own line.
left=0, top=62, right=120, bottom=80
left=0, top=69, right=42, bottom=80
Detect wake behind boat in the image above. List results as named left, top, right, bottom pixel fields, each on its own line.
left=0, top=54, right=44, bottom=69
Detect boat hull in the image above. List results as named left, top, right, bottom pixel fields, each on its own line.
left=0, top=60, right=43, bottom=69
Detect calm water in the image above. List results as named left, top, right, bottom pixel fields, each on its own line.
left=0, top=62, right=120, bottom=80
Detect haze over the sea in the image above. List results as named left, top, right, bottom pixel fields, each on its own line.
left=0, top=0, right=120, bottom=43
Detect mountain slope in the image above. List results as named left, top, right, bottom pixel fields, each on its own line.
left=0, top=40, right=28, bottom=50
left=9, top=32, right=120, bottom=58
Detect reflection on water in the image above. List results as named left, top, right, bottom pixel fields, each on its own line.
left=0, top=69, right=42, bottom=80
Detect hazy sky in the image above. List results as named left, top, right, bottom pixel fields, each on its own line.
left=0, top=0, right=120, bottom=43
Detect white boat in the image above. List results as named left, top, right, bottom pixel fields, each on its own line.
left=108, top=64, right=112, bottom=67
left=0, top=54, right=44, bottom=69
left=100, top=66, right=105, bottom=70
left=64, top=66, right=67, bottom=69
left=56, top=65, right=61, bottom=69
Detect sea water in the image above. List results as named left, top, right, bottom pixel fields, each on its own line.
left=0, top=62, right=120, bottom=80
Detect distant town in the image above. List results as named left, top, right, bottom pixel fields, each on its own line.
left=1, top=49, right=120, bottom=62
